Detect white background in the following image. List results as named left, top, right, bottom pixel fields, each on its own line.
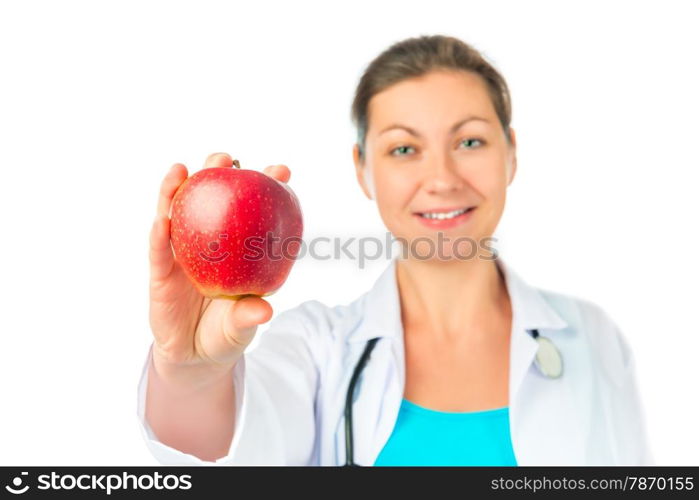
left=1, top=0, right=697, bottom=465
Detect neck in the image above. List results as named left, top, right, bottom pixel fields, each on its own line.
left=396, top=256, right=511, bottom=342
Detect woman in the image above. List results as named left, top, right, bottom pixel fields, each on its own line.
left=138, top=35, right=654, bottom=466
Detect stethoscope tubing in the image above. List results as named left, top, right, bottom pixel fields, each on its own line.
left=344, top=337, right=380, bottom=466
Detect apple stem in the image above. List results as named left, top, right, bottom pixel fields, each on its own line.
left=232, top=159, right=241, bottom=169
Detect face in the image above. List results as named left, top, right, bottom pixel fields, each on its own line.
left=353, top=69, right=517, bottom=262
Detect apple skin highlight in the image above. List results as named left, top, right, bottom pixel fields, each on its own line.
left=169, top=164, right=304, bottom=300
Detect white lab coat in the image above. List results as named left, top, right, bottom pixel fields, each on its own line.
left=136, top=255, right=655, bottom=466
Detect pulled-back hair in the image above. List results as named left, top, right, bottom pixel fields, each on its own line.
left=351, top=34, right=513, bottom=161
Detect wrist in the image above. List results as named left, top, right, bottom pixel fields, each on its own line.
left=150, top=346, right=237, bottom=395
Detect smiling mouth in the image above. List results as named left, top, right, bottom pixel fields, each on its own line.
left=415, top=206, right=475, bottom=220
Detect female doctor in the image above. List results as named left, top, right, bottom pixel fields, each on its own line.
left=138, top=35, right=654, bottom=466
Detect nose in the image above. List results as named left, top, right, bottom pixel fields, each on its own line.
left=423, top=154, right=465, bottom=195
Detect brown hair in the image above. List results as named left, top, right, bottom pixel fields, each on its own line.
left=350, top=34, right=513, bottom=161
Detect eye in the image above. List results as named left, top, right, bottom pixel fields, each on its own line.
left=389, top=145, right=415, bottom=156
left=459, top=138, right=484, bottom=149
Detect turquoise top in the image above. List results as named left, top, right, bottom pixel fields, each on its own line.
left=373, top=398, right=518, bottom=466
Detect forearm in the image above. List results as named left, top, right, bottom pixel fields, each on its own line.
left=145, top=351, right=237, bottom=462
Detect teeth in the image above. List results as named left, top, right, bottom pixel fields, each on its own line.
left=420, top=207, right=471, bottom=220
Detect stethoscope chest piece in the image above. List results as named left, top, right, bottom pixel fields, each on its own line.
left=532, top=333, right=563, bottom=379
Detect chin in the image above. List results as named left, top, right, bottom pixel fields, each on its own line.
left=397, top=226, right=494, bottom=261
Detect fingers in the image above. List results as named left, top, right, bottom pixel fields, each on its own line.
left=157, top=163, right=188, bottom=218
left=204, top=152, right=235, bottom=169
left=149, top=214, right=174, bottom=282
left=262, top=164, right=291, bottom=184
left=221, top=296, right=274, bottom=350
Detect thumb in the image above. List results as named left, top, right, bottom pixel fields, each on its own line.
left=222, top=296, right=273, bottom=349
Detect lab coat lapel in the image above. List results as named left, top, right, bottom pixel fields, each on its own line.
left=339, top=258, right=404, bottom=466
left=349, top=334, right=403, bottom=466
left=498, top=258, right=586, bottom=465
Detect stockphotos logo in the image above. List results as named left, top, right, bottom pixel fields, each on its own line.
left=5, top=472, right=29, bottom=494
left=3, top=471, right=192, bottom=495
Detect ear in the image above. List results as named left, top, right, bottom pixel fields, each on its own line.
left=353, top=143, right=373, bottom=200
left=506, top=127, right=517, bottom=186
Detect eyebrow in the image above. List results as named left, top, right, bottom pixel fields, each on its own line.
left=378, top=116, right=490, bottom=138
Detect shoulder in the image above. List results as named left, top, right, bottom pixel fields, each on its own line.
left=536, top=287, right=636, bottom=385
left=535, top=288, right=654, bottom=465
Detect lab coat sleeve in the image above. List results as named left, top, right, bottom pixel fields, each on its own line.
left=610, top=328, right=656, bottom=465
left=593, top=307, right=656, bottom=466
left=136, top=305, right=322, bottom=465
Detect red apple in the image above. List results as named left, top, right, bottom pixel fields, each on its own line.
left=169, top=160, right=303, bottom=299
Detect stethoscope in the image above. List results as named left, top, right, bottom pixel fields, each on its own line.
left=342, top=328, right=563, bottom=466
